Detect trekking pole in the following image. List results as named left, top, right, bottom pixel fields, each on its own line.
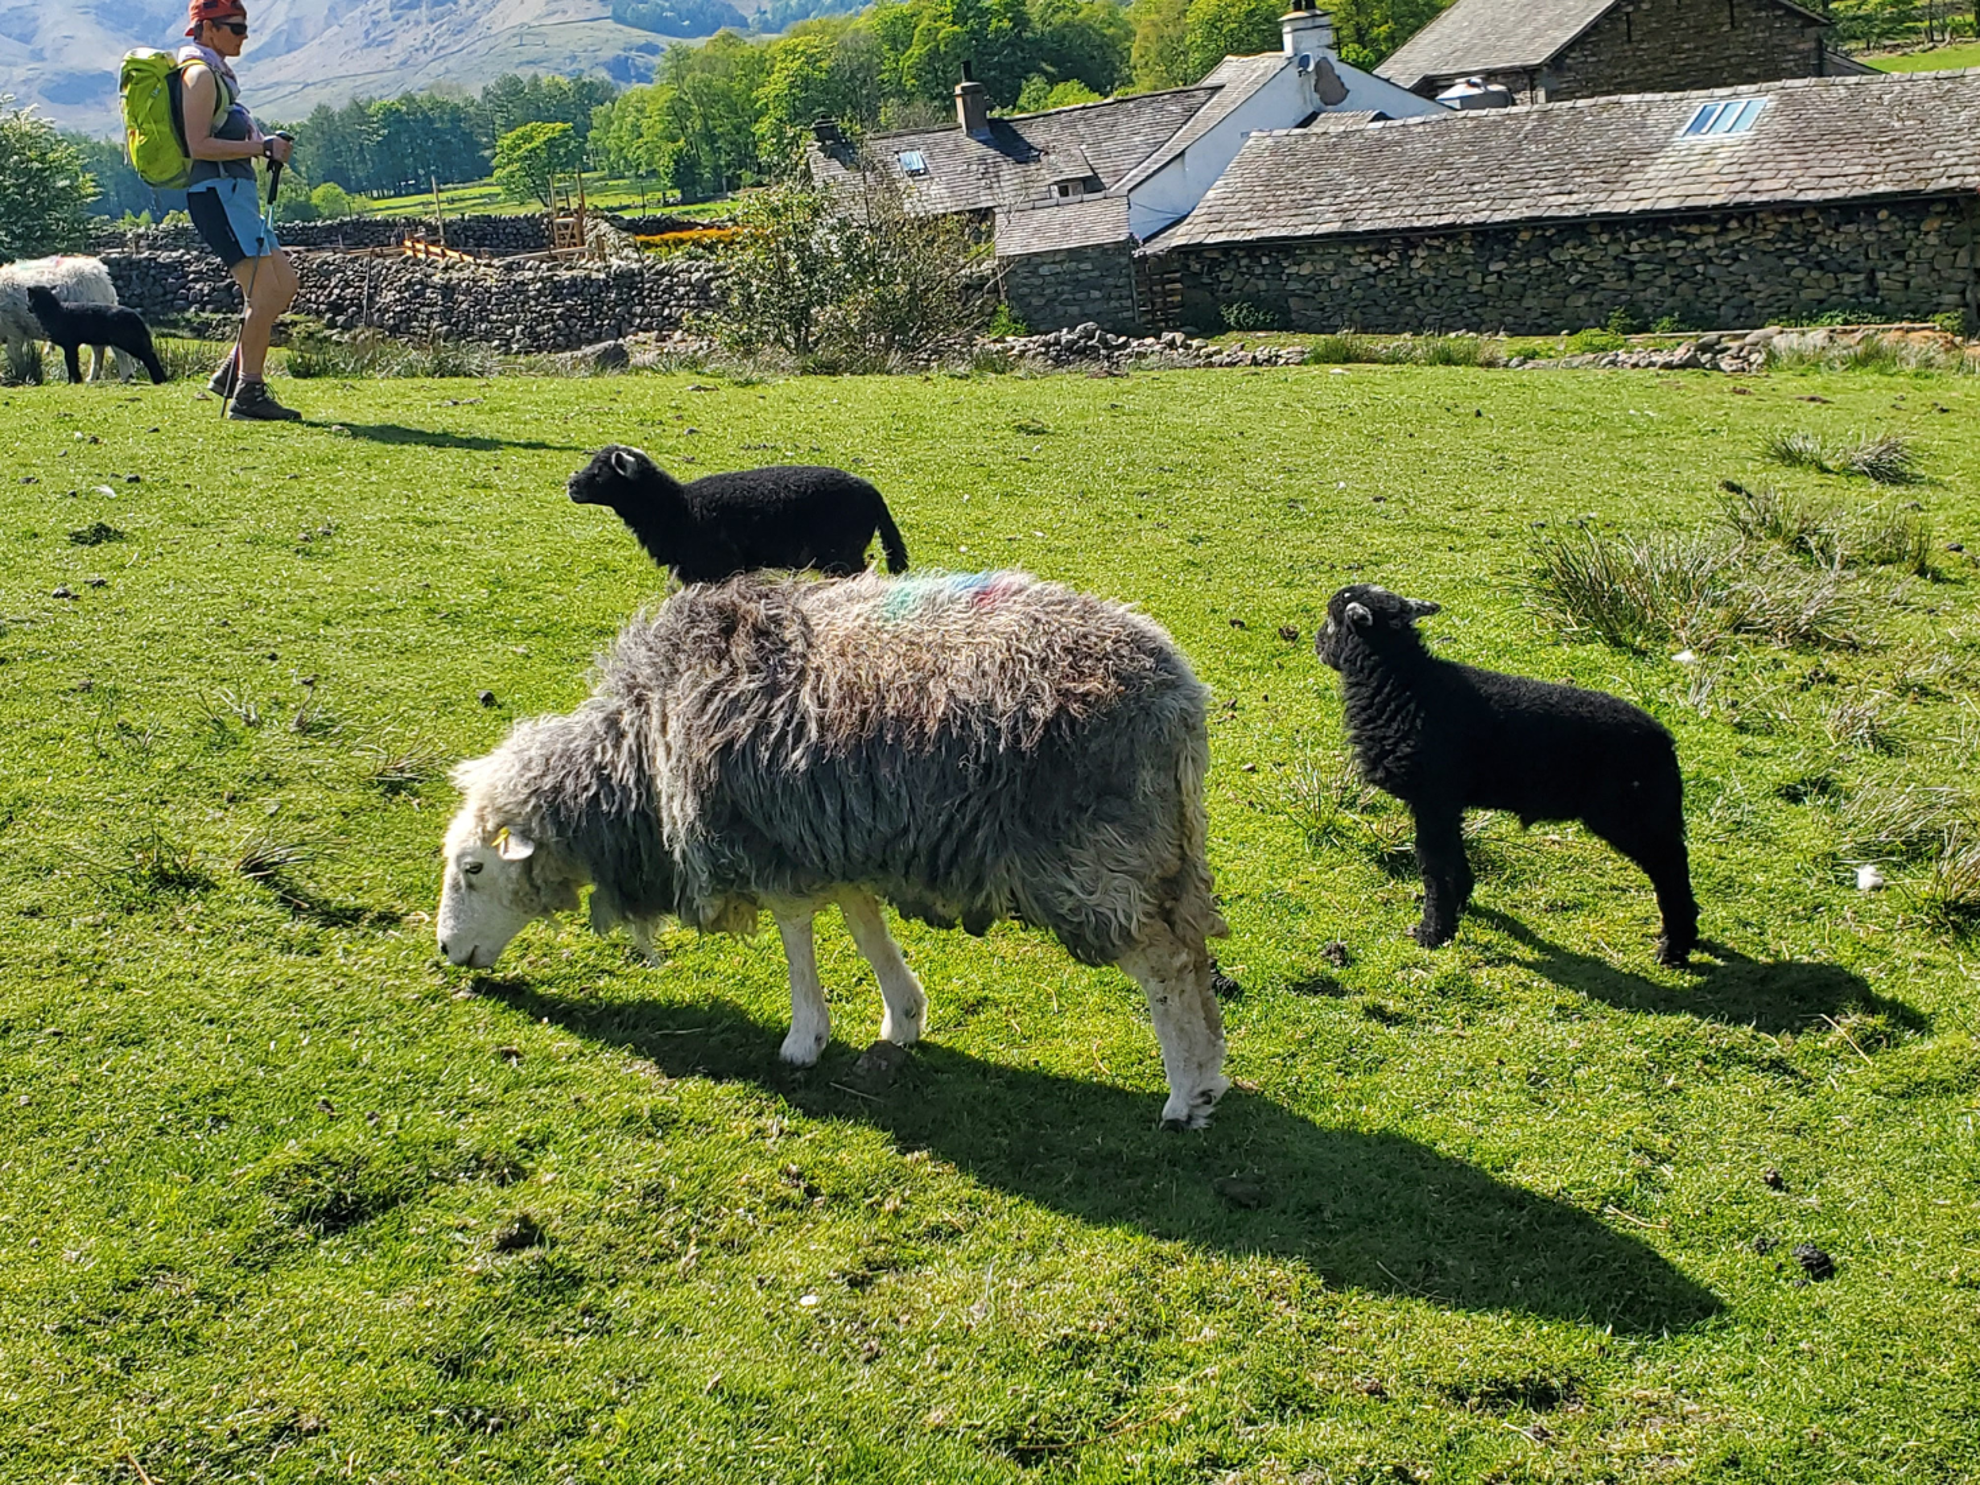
left=221, top=131, right=292, bottom=418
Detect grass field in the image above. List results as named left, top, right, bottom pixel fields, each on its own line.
left=358, top=177, right=734, bottom=221
left=3, top=361, right=1978, bottom=1483
left=1864, top=40, right=1980, bottom=70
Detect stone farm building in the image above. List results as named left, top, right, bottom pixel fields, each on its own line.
left=1376, top=0, right=1871, bottom=106
left=1144, top=68, right=1980, bottom=337
left=807, top=3, right=1442, bottom=332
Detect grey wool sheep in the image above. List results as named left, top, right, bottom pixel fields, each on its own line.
left=439, top=570, right=1232, bottom=1128
left=568, top=444, right=909, bottom=583
left=1316, top=584, right=1698, bottom=965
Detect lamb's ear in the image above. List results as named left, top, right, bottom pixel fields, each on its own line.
left=610, top=447, right=641, bottom=480
left=495, top=827, right=536, bottom=861
left=1345, top=601, right=1374, bottom=628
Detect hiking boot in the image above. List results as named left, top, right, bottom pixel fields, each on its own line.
left=227, top=380, right=301, bottom=422
left=206, top=357, right=239, bottom=397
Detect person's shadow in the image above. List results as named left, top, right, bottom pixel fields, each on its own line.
left=1468, top=907, right=1924, bottom=1035
left=315, top=422, right=581, bottom=453
left=481, top=977, right=1720, bottom=1336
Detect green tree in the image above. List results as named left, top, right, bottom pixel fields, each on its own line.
left=1030, top=0, right=1134, bottom=95
left=1014, top=74, right=1102, bottom=109
left=311, top=182, right=359, bottom=218
left=0, top=100, right=95, bottom=258
left=896, top=0, right=1038, bottom=105
left=1128, top=0, right=1193, bottom=88
left=1182, top=0, right=1281, bottom=76
left=1332, top=0, right=1455, bottom=69
left=492, top=120, right=583, bottom=208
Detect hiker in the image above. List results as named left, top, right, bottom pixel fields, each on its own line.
left=179, top=0, right=300, bottom=420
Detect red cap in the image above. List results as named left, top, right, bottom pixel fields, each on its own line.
left=185, top=0, right=246, bottom=36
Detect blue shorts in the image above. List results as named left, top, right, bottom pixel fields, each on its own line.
left=187, top=176, right=280, bottom=268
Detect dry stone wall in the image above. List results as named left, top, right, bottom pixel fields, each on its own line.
left=1000, top=244, right=1141, bottom=336
left=102, top=248, right=727, bottom=352
left=90, top=214, right=553, bottom=256
left=1156, top=196, right=1980, bottom=337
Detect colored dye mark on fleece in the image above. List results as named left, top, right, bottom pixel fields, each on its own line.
left=878, top=571, right=1026, bottom=622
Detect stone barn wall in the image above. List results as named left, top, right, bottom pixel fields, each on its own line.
left=1000, top=243, right=1142, bottom=336
left=1155, top=195, right=1980, bottom=335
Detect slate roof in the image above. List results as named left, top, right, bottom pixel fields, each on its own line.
left=1155, top=69, right=1980, bottom=249
left=994, top=196, right=1134, bottom=256
left=1378, top=0, right=1827, bottom=92
left=808, top=88, right=1218, bottom=217
left=1113, top=54, right=1291, bottom=195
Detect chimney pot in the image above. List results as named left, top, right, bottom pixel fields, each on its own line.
left=1281, top=2, right=1335, bottom=57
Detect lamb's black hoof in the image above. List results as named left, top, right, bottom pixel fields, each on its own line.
left=1410, top=923, right=1455, bottom=949
left=1655, top=936, right=1696, bottom=968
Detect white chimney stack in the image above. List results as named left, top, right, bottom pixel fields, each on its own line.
left=1281, top=0, right=1335, bottom=56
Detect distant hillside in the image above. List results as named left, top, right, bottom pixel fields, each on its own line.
left=1, top=0, right=762, bottom=136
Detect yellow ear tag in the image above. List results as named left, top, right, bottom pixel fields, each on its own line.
left=492, top=826, right=511, bottom=850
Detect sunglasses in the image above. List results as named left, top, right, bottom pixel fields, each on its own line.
left=213, top=19, right=248, bottom=33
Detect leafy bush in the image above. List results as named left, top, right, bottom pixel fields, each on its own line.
left=0, top=97, right=95, bottom=258
left=1604, top=307, right=1639, bottom=337
left=709, top=171, right=990, bottom=369
left=1932, top=309, right=1968, bottom=339
left=1565, top=327, right=1625, bottom=355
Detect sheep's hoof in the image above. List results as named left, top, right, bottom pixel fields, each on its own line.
left=1655, top=936, right=1695, bottom=968
left=1410, top=922, right=1455, bottom=949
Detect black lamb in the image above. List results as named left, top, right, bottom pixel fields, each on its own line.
left=25, top=286, right=167, bottom=386
left=1315, top=583, right=1698, bottom=965
left=568, top=444, right=909, bottom=584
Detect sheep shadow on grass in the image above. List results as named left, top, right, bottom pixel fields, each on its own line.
left=1468, top=906, right=1922, bottom=1036
left=483, top=977, right=1720, bottom=1336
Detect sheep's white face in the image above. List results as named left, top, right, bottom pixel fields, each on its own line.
left=437, top=826, right=545, bottom=969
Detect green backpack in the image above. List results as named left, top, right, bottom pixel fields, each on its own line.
left=120, top=49, right=197, bottom=190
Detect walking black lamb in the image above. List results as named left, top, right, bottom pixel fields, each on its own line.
left=1315, top=584, right=1699, bottom=965
left=24, top=286, right=167, bottom=386
left=568, top=444, right=909, bottom=583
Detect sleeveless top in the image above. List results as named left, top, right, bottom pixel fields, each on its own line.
left=177, top=44, right=256, bottom=188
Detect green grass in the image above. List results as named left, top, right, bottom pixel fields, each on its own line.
left=3, top=362, right=1980, bottom=1483
left=1865, top=40, right=1980, bottom=70
left=357, top=176, right=737, bottom=220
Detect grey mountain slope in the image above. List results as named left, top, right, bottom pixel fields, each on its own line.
left=1, top=0, right=743, bottom=137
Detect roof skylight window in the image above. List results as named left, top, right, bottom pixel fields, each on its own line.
left=898, top=150, right=929, bottom=176
left=1681, top=98, right=1765, bottom=137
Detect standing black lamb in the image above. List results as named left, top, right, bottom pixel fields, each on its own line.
left=1315, top=584, right=1699, bottom=966
left=568, top=444, right=909, bottom=584
left=24, top=286, right=167, bottom=386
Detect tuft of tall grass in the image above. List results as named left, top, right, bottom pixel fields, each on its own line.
left=286, top=330, right=499, bottom=380
left=1531, top=528, right=1862, bottom=652
left=1719, top=481, right=1934, bottom=575
left=1915, top=824, right=1980, bottom=931
left=152, top=336, right=233, bottom=383
left=1285, top=754, right=1415, bottom=870
left=1759, top=429, right=1919, bottom=484
left=1760, top=430, right=1831, bottom=471
left=1834, top=781, right=1967, bottom=864
left=1838, top=433, right=1918, bottom=484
